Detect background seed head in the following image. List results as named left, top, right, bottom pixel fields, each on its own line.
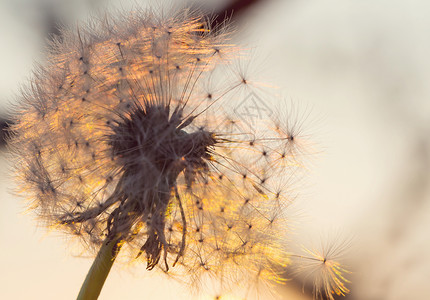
left=9, top=7, right=324, bottom=298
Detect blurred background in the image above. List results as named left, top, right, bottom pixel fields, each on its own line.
left=1, top=0, right=430, bottom=299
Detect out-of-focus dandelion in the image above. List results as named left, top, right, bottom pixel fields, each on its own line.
left=291, top=238, right=351, bottom=300
left=8, top=6, right=349, bottom=300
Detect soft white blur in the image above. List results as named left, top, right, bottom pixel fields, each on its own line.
left=1, top=0, right=430, bottom=299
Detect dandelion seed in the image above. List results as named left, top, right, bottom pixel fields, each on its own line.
left=8, top=6, right=348, bottom=300
left=292, top=238, right=351, bottom=300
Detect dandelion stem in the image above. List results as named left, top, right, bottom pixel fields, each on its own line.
left=77, top=237, right=122, bottom=300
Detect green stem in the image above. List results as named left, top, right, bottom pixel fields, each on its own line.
left=77, top=238, right=122, bottom=300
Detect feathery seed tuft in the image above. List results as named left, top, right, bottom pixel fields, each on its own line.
left=8, top=7, right=348, bottom=299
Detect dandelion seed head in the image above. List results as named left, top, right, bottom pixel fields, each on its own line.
left=8, top=6, right=335, bottom=298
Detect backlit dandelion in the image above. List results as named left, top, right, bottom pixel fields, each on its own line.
left=8, top=7, right=349, bottom=299
left=291, top=238, right=351, bottom=300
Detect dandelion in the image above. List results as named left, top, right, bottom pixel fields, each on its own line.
left=291, top=238, right=351, bottom=300
left=8, top=7, right=349, bottom=300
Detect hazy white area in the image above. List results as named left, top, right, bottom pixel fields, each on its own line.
left=1, top=0, right=430, bottom=299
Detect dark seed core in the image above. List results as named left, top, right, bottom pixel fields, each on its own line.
left=109, top=104, right=217, bottom=179
left=106, top=104, right=217, bottom=270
